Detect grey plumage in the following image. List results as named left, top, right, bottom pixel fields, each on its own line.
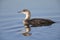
left=24, top=18, right=55, bottom=27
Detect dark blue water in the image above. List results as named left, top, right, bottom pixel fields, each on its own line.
left=0, top=0, right=60, bottom=40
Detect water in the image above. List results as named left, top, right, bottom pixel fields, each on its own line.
left=0, top=0, right=60, bottom=40
left=0, top=12, right=60, bottom=40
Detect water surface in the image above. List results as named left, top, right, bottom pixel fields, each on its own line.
left=0, top=0, right=60, bottom=40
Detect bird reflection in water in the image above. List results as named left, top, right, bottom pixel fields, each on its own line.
left=22, top=24, right=32, bottom=36
left=22, top=32, right=32, bottom=36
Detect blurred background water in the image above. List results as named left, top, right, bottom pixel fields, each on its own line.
left=0, top=0, right=60, bottom=40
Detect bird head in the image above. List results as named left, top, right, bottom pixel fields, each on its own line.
left=18, top=9, right=30, bottom=14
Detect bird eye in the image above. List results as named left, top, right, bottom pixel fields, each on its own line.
left=23, top=10, right=26, bottom=12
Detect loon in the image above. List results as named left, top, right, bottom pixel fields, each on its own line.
left=18, top=9, right=55, bottom=33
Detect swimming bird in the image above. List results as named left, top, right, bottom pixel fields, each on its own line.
left=18, top=9, right=55, bottom=32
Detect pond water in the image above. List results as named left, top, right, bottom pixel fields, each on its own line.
left=0, top=12, right=60, bottom=40
left=0, top=0, right=60, bottom=40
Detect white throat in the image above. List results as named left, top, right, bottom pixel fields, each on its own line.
left=22, top=12, right=31, bottom=20
left=25, top=14, right=30, bottom=20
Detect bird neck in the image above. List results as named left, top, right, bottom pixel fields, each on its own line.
left=25, top=12, right=31, bottom=20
